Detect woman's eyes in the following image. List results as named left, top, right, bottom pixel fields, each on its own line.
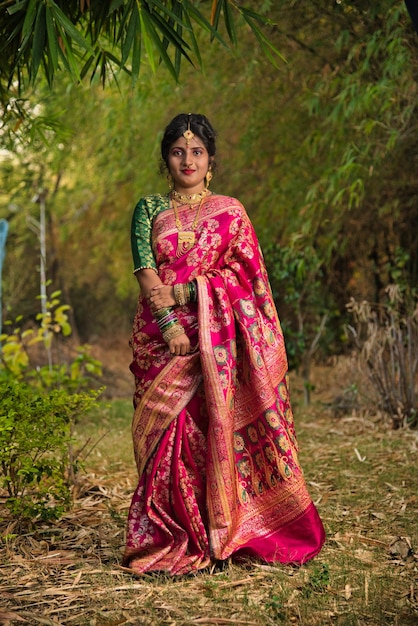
left=171, top=149, right=203, bottom=157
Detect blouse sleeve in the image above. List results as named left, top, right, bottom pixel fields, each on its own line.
left=130, top=197, right=158, bottom=274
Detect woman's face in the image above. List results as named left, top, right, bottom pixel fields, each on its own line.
left=167, top=134, right=210, bottom=194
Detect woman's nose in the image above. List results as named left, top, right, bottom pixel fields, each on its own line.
left=182, top=150, right=193, bottom=165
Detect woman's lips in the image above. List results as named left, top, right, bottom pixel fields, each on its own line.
left=182, top=169, right=195, bottom=175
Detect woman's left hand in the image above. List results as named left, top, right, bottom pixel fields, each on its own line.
left=148, top=284, right=176, bottom=313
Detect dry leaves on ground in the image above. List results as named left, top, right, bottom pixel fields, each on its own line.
left=1, top=407, right=417, bottom=625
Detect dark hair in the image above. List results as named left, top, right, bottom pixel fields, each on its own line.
left=160, top=113, right=217, bottom=169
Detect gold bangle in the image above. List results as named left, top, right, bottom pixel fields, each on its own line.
left=182, top=283, right=189, bottom=304
left=162, top=323, right=185, bottom=343
left=174, top=283, right=188, bottom=306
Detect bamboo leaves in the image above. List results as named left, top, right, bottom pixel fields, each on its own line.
left=239, top=7, right=286, bottom=68
left=4, top=0, right=95, bottom=85
left=208, top=1, right=285, bottom=65
left=1, top=1, right=284, bottom=92
left=32, top=2, right=46, bottom=81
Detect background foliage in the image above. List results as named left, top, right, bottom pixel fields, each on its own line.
left=1, top=1, right=417, bottom=380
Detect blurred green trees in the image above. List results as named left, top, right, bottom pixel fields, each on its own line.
left=1, top=0, right=417, bottom=374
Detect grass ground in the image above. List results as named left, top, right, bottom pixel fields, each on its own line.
left=0, top=369, right=417, bottom=626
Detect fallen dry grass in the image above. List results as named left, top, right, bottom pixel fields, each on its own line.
left=1, top=371, right=417, bottom=626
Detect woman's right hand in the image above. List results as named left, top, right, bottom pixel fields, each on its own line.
left=168, top=332, right=191, bottom=356
left=148, top=284, right=176, bottom=313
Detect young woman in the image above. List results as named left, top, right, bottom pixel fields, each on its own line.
left=123, top=113, right=325, bottom=575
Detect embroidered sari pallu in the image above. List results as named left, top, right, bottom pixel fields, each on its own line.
left=123, top=194, right=325, bottom=575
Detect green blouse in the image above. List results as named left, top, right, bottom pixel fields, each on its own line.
left=131, top=193, right=169, bottom=273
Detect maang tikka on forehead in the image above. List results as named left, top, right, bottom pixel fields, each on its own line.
left=183, top=113, right=195, bottom=146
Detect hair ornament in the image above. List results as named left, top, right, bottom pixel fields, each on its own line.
left=183, top=113, right=195, bottom=146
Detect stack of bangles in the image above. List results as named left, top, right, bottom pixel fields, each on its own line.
left=173, top=280, right=197, bottom=306
left=154, top=281, right=198, bottom=344
left=154, top=308, right=185, bottom=343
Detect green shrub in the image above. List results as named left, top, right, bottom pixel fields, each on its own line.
left=0, top=379, right=100, bottom=520
left=0, top=290, right=103, bottom=520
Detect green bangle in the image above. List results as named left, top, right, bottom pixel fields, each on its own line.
left=160, top=319, right=177, bottom=332
left=155, top=306, right=173, bottom=320
left=188, top=280, right=197, bottom=303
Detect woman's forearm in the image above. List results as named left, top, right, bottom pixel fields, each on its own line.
left=134, top=269, right=162, bottom=299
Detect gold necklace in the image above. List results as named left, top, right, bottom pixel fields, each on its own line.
left=172, top=188, right=208, bottom=205
left=172, top=196, right=205, bottom=258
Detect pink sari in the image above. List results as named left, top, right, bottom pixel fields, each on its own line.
left=123, top=194, right=325, bottom=575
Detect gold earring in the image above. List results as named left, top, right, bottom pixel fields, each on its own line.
left=167, top=173, right=174, bottom=191
left=205, top=170, right=213, bottom=189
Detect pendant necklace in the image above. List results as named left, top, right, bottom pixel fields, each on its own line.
left=172, top=193, right=206, bottom=258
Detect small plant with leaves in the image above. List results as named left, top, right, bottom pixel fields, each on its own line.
left=265, top=593, right=286, bottom=622
left=0, top=290, right=102, bottom=390
left=302, top=563, right=330, bottom=598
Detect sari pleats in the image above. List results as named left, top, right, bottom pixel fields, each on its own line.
left=124, top=406, right=211, bottom=575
